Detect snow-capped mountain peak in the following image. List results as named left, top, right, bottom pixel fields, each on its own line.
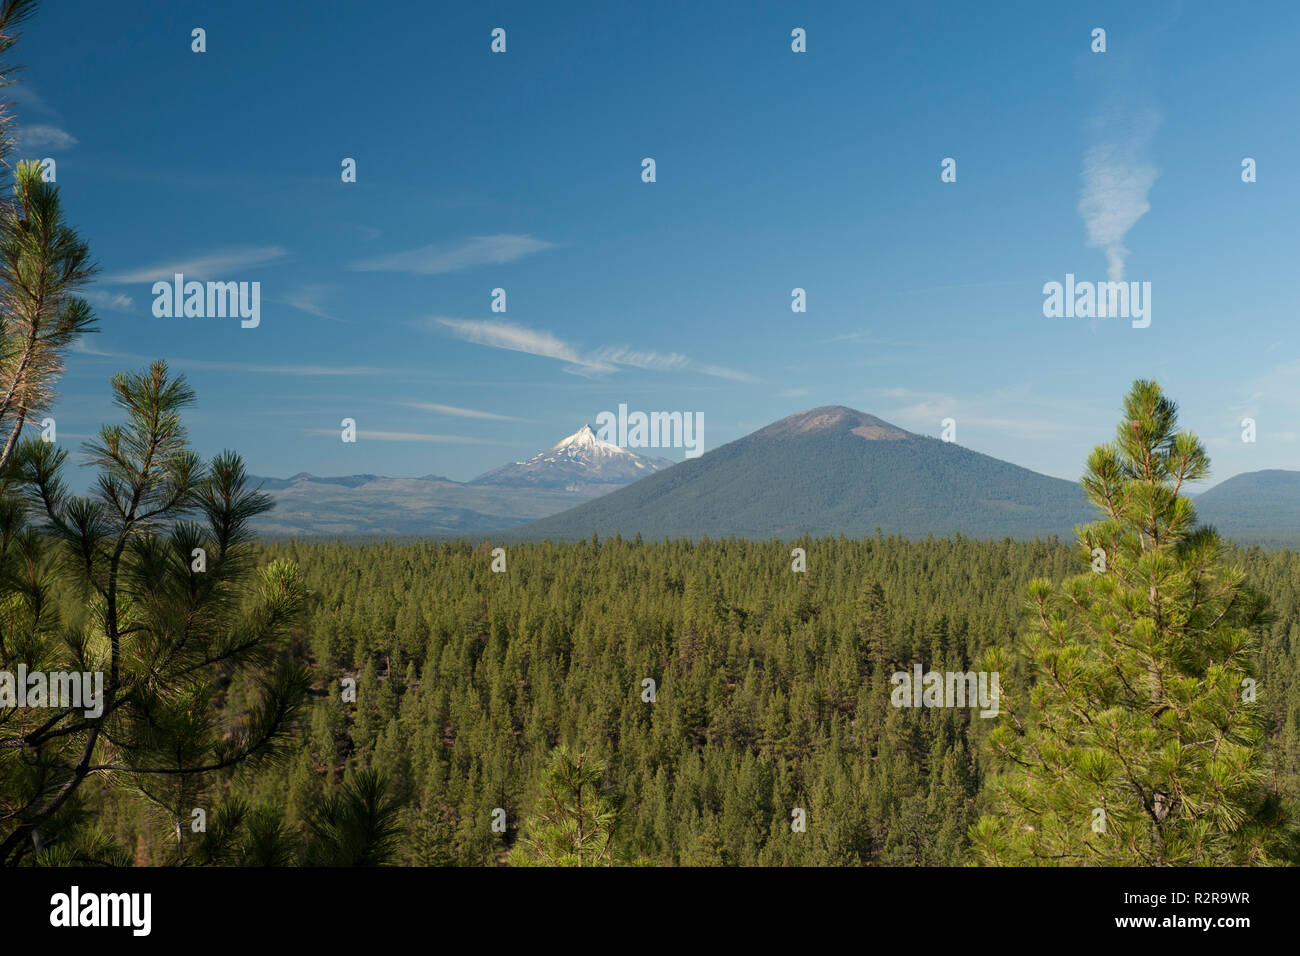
left=471, top=424, right=673, bottom=488
left=549, top=424, right=632, bottom=457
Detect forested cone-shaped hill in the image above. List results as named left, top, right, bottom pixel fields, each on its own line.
left=519, top=407, right=1097, bottom=541
left=1195, top=470, right=1300, bottom=550
left=81, top=536, right=1300, bottom=866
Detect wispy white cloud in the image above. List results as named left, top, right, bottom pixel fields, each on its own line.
left=893, top=402, right=1064, bottom=439
left=823, top=331, right=920, bottom=347
left=175, top=359, right=382, bottom=376
left=431, top=317, right=610, bottom=374
left=589, top=345, right=691, bottom=373
left=1078, top=107, right=1161, bottom=281
left=305, top=428, right=500, bottom=444
left=352, top=234, right=555, bottom=275
left=9, top=85, right=57, bottom=116
left=402, top=401, right=528, bottom=422
left=283, top=285, right=342, bottom=321
left=893, top=278, right=1027, bottom=297
left=104, top=246, right=288, bottom=284
left=693, top=362, right=756, bottom=383
left=81, top=289, right=134, bottom=312
left=18, top=124, right=77, bottom=151
left=428, top=317, right=755, bottom=382
left=69, top=338, right=120, bottom=358
left=869, top=384, right=1103, bottom=448
left=69, top=339, right=379, bottom=377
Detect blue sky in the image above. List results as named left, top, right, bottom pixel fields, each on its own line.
left=17, top=0, right=1300, bottom=489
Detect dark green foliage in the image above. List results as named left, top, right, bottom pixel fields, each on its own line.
left=66, top=532, right=1082, bottom=865
left=185, top=772, right=403, bottom=866
left=300, top=769, right=403, bottom=866
left=28, top=527, right=1300, bottom=867
left=5, top=375, right=1295, bottom=868
left=0, top=363, right=311, bottom=866
left=188, top=798, right=297, bottom=867
left=0, top=0, right=99, bottom=473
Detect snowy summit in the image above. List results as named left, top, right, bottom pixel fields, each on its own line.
left=470, top=425, right=674, bottom=489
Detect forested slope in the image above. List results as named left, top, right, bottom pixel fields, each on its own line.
left=85, top=536, right=1300, bottom=866
left=518, top=407, right=1098, bottom=541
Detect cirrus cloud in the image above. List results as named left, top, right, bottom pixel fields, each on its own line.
left=426, top=317, right=754, bottom=382
left=18, top=124, right=77, bottom=151
left=352, top=234, right=555, bottom=275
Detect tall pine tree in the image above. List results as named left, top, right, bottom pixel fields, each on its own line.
left=972, top=380, right=1296, bottom=865
left=0, top=363, right=311, bottom=865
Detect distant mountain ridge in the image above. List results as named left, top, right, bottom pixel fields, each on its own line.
left=248, top=425, right=673, bottom=536
left=1193, top=470, right=1300, bottom=549
left=519, top=406, right=1099, bottom=541
left=248, top=409, right=1300, bottom=547
left=253, top=473, right=422, bottom=490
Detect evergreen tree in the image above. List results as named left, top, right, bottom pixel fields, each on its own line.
left=300, top=769, right=403, bottom=866
left=972, top=380, right=1296, bottom=865
left=510, top=747, right=618, bottom=866
left=0, top=0, right=98, bottom=471
left=0, top=363, right=310, bottom=865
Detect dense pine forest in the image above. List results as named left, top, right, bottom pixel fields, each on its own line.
left=0, top=0, right=1295, bottom=875
left=1, top=357, right=1293, bottom=867
left=67, top=534, right=1300, bottom=866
